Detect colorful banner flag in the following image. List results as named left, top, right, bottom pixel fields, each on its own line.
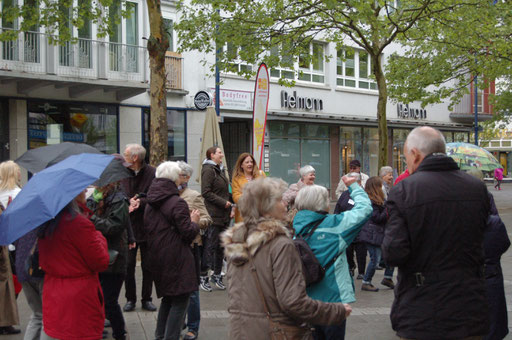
left=253, top=63, right=270, bottom=169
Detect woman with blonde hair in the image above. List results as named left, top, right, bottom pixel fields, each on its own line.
left=0, top=161, right=21, bottom=209
left=231, top=153, right=265, bottom=223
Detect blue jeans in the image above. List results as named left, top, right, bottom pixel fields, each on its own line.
left=313, top=320, right=346, bottom=340
left=186, top=291, right=200, bottom=333
left=363, top=244, right=381, bottom=284
left=155, top=294, right=190, bottom=340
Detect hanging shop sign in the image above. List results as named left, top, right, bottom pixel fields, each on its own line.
left=281, top=90, right=323, bottom=111
left=253, top=64, right=270, bottom=168
left=194, top=91, right=211, bottom=110
left=397, top=103, right=427, bottom=120
left=210, top=88, right=253, bottom=111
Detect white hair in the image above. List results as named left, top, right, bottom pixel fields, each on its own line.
left=379, top=166, right=393, bottom=177
left=177, top=161, right=194, bottom=177
left=156, top=161, right=181, bottom=182
left=294, top=184, right=329, bottom=212
left=125, top=144, right=146, bottom=162
left=405, top=126, right=446, bottom=156
left=299, top=165, right=316, bottom=178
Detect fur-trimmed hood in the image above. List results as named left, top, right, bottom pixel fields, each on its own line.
left=221, top=218, right=291, bottom=266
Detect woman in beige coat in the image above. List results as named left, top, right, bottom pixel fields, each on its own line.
left=222, top=177, right=351, bottom=340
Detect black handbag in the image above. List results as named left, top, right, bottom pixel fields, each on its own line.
left=25, top=242, right=44, bottom=278
left=294, top=217, right=326, bottom=286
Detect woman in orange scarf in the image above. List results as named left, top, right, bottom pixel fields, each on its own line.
left=231, top=153, right=265, bottom=223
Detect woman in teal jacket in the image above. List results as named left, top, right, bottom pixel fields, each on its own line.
left=293, top=176, right=372, bottom=340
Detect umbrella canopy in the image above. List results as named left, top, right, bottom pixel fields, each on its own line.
left=15, top=142, right=102, bottom=174
left=446, top=142, right=503, bottom=172
left=0, top=153, right=116, bottom=245
left=196, top=107, right=229, bottom=184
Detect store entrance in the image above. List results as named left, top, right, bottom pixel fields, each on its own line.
left=220, top=119, right=251, bottom=178
left=0, top=100, right=9, bottom=162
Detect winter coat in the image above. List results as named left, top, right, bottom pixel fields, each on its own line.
left=144, top=178, right=199, bottom=298
left=282, top=179, right=306, bottom=208
left=382, top=153, right=490, bottom=340
left=358, top=202, right=387, bottom=246
left=483, top=194, right=510, bottom=340
left=179, top=187, right=212, bottom=245
left=222, top=219, right=348, bottom=340
left=88, top=189, right=130, bottom=274
left=335, top=172, right=369, bottom=198
left=120, top=163, right=156, bottom=242
left=14, top=229, right=39, bottom=283
left=0, top=246, right=19, bottom=327
left=232, top=171, right=266, bottom=223
left=293, top=183, right=372, bottom=304
left=38, top=211, right=109, bottom=340
left=201, top=162, right=231, bottom=225
left=494, top=168, right=503, bottom=181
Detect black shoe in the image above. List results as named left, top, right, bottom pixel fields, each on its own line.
left=0, top=326, right=21, bottom=335
left=123, top=301, right=136, bottom=312
left=104, top=319, right=111, bottom=328
left=141, top=300, right=157, bottom=311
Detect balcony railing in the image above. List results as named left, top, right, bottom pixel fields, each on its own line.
left=0, top=29, right=185, bottom=88
left=480, top=139, right=512, bottom=150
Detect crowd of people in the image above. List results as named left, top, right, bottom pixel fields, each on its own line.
left=0, top=126, right=509, bottom=340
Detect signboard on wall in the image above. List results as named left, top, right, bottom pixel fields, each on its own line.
left=253, top=64, right=270, bottom=168
left=210, top=88, right=253, bottom=111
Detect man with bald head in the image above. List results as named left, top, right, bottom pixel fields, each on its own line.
left=382, top=126, right=490, bottom=340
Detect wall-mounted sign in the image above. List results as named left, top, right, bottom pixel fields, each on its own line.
left=210, top=88, right=253, bottom=111
left=194, top=91, right=211, bottom=110
left=397, top=103, right=427, bottom=120
left=281, top=90, right=323, bottom=111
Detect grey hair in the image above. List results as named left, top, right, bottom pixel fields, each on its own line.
left=405, top=126, right=446, bottom=156
left=299, top=165, right=315, bottom=178
left=238, top=177, right=288, bottom=225
left=294, top=184, right=329, bottom=212
left=125, top=143, right=146, bottom=162
left=466, top=168, right=484, bottom=181
left=379, top=166, right=393, bottom=177
left=155, top=161, right=181, bottom=182
left=177, top=161, right=194, bottom=177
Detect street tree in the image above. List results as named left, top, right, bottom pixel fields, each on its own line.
left=176, top=0, right=483, bottom=168
left=0, top=0, right=169, bottom=166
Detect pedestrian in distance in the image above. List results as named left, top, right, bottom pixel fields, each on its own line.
left=467, top=168, right=510, bottom=340
left=144, top=161, right=200, bottom=340
left=494, top=167, right=503, bottom=191
left=177, top=161, right=213, bottom=340
left=334, top=172, right=367, bottom=280
left=120, top=143, right=157, bottom=312
left=382, top=126, right=491, bottom=339
left=201, top=146, right=233, bottom=292
left=222, top=177, right=353, bottom=340
left=335, top=159, right=369, bottom=198
left=358, top=176, right=395, bottom=292
left=0, top=160, right=21, bottom=209
left=38, top=190, right=109, bottom=340
left=282, top=164, right=316, bottom=209
left=379, top=166, right=393, bottom=200
left=231, top=152, right=265, bottom=223
left=87, top=181, right=132, bottom=340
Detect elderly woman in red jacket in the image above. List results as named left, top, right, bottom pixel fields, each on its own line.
left=38, top=190, right=109, bottom=340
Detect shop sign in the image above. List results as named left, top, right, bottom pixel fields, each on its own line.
left=194, top=91, right=211, bottom=110
left=210, top=88, right=253, bottom=111
left=281, top=90, right=323, bottom=111
left=397, top=103, right=427, bottom=120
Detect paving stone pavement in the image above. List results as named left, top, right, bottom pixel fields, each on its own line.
left=5, top=183, right=512, bottom=340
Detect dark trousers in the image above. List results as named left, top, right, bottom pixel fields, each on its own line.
left=100, top=272, right=126, bottom=340
left=495, top=180, right=501, bottom=189
left=187, top=245, right=201, bottom=332
left=346, top=242, right=367, bottom=275
left=125, top=242, right=153, bottom=302
left=200, top=235, right=209, bottom=276
left=155, top=294, right=190, bottom=340
left=206, top=224, right=227, bottom=275
left=313, top=320, right=347, bottom=340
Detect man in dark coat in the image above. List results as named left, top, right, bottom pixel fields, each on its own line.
left=382, top=126, right=490, bottom=339
left=120, top=144, right=157, bottom=312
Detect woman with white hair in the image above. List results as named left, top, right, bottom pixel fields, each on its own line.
left=282, top=165, right=316, bottom=208
left=222, top=177, right=351, bottom=340
left=144, top=161, right=200, bottom=340
left=379, top=166, right=393, bottom=199
left=293, top=176, right=373, bottom=340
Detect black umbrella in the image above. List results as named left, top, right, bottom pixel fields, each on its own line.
left=93, top=155, right=133, bottom=187
left=16, top=142, right=102, bottom=174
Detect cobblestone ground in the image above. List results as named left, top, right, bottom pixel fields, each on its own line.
left=5, top=183, right=512, bottom=340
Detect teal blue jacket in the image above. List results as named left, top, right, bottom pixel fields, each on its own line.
left=293, top=183, right=372, bottom=303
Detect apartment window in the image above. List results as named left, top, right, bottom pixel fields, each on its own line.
left=224, top=42, right=252, bottom=73
left=125, top=2, right=138, bottom=72
left=337, top=48, right=377, bottom=90
left=163, top=19, right=173, bottom=52
left=143, top=108, right=186, bottom=162
left=270, top=42, right=325, bottom=84
left=109, top=2, right=122, bottom=71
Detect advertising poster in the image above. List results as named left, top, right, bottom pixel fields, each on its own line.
left=253, top=63, right=270, bottom=168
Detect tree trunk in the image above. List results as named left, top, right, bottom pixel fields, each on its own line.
left=373, top=53, right=389, bottom=168
left=146, top=0, right=169, bottom=167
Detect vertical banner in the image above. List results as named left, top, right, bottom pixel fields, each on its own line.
left=253, top=63, right=270, bottom=169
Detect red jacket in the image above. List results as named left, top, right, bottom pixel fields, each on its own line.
left=39, top=211, right=109, bottom=340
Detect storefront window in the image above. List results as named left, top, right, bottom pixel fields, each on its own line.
left=340, top=126, right=363, bottom=175
left=28, top=101, right=118, bottom=153
left=269, top=122, right=330, bottom=188
left=453, top=132, right=469, bottom=142
left=392, top=129, right=411, bottom=175
left=441, top=131, right=453, bottom=143
left=363, top=128, right=379, bottom=176
left=143, top=108, right=186, bottom=161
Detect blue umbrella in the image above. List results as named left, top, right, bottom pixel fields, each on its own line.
left=0, top=153, right=114, bottom=245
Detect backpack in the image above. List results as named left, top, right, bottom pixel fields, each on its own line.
left=294, top=217, right=326, bottom=287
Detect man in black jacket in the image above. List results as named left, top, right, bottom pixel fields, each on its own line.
left=382, top=126, right=490, bottom=339
left=120, top=144, right=157, bottom=312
